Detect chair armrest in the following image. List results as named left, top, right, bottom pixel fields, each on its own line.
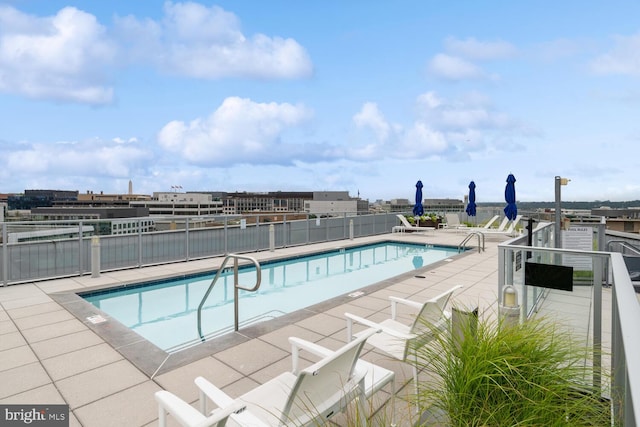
left=345, top=312, right=415, bottom=340
left=388, top=296, right=423, bottom=309
left=156, top=390, right=204, bottom=427
left=195, top=377, right=266, bottom=426
left=155, top=389, right=245, bottom=427
left=288, top=337, right=333, bottom=374
left=195, top=376, right=235, bottom=415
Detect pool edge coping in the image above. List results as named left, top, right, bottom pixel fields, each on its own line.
left=50, top=240, right=475, bottom=378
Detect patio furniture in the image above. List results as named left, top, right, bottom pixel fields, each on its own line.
left=395, top=214, right=435, bottom=233
left=345, top=285, right=462, bottom=396
left=195, top=329, right=385, bottom=426
left=155, top=389, right=245, bottom=427
left=480, top=214, right=523, bottom=236
left=440, top=213, right=468, bottom=230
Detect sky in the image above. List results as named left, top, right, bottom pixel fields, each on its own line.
left=1, top=1, right=640, bottom=203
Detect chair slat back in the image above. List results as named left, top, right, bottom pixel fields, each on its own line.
left=495, top=216, right=510, bottom=231
left=397, top=214, right=411, bottom=228
left=410, top=286, right=460, bottom=335
left=281, top=329, right=375, bottom=424
left=483, top=215, right=500, bottom=229
left=445, top=213, right=461, bottom=227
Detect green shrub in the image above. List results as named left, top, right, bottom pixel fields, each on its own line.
left=414, top=313, right=611, bottom=426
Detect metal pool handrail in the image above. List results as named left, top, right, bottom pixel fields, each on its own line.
left=458, top=231, right=484, bottom=253
left=197, top=253, right=262, bottom=339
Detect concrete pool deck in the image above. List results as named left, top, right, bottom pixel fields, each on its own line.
left=0, top=230, right=605, bottom=426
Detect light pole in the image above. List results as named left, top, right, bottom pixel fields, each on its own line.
left=554, top=176, right=570, bottom=248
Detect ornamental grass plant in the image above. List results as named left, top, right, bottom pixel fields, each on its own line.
left=413, top=311, right=612, bottom=426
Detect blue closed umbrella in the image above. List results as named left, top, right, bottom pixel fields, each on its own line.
left=465, top=181, right=476, bottom=217
left=504, top=173, right=517, bottom=220
left=413, top=180, right=424, bottom=217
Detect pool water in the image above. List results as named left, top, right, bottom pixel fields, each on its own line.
left=82, top=242, right=459, bottom=351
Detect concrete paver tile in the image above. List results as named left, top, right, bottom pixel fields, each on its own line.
left=155, top=356, right=244, bottom=403
left=0, top=383, right=65, bottom=404
left=0, top=320, right=17, bottom=335
left=21, top=318, right=88, bottom=343
left=0, top=345, right=38, bottom=373
left=73, top=381, right=161, bottom=427
left=256, top=323, right=324, bottom=352
left=56, top=360, right=148, bottom=409
left=41, top=343, right=123, bottom=381
left=213, top=338, right=288, bottom=376
left=31, top=329, right=104, bottom=360
left=0, top=362, right=51, bottom=400
left=296, top=312, right=348, bottom=337
left=12, top=309, right=75, bottom=330
left=6, top=301, right=64, bottom=319
left=2, top=294, right=53, bottom=310
left=0, top=331, right=26, bottom=351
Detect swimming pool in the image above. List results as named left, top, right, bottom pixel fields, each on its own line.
left=81, top=242, right=460, bottom=351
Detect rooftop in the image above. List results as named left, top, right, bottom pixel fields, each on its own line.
left=0, top=230, right=608, bottom=426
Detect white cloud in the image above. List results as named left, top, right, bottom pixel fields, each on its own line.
left=0, top=5, right=115, bottom=104
left=427, top=54, right=485, bottom=80
left=444, top=37, right=517, bottom=60
left=353, top=102, right=391, bottom=142
left=400, top=123, right=448, bottom=156
left=416, top=91, right=513, bottom=130
left=0, top=138, right=150, bottom=181
left=115, top=1, right=313, bottom=79
left=428, top=37, right=514, bottom=81
left=351, top=91, right=529, bottom=161
left=591, top=32, right=640, bottom=76
left=157, top=97, right=317, bottom=165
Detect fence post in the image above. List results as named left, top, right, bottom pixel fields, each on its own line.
left=269, top=224, right=275, bottom=251
left=138, top=223, right=143, bottom=268
left=91, top=236, right=101, bottom=278
left=185, top=217, right=190, bottom=261
left=349, top=219, right=354, bottom=240
left=78, top=221, right=84, bottom=275
left=2, top=223, right=7, bottom=286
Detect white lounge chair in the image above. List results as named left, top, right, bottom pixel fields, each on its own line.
left=155, top=389, right=245, bottom=427
left=194, top=329, right=389, bottom=426
left=478, top=214, right=500, bottom=229
left=395, top=214, right=435, bottom=233
left=345, top=285, right=463, bottom=397
left=480, top=214, right=522, bottom=236
left=440, top=213, right=468, bottom=230
left=491, top=216, right=510, bottom=231
left=462, top=214, right=500, bottom=232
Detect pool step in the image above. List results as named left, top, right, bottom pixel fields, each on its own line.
left=166, top=310, right=287, bottom=353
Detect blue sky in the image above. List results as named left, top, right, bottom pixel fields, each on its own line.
left=1, top=1, right=639, bottom=203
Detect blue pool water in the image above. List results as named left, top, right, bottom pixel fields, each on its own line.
left=82, top=242, right=460, bottom=351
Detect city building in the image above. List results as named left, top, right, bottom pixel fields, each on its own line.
left=130, top=192, right=224, bottom=216
left=591, top=207, right=640, bottom=234
left=304, top=191, right=368, bottom=215
left=220, top=191, right=313, bottom=214
left=30, top=206, right=152, bottom=235
left=7, top=189, right=78, bottom=210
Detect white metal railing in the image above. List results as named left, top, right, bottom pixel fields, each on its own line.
left=499, top=222, right=640, bottom=425
left=1, top=211, right=398, bottom=286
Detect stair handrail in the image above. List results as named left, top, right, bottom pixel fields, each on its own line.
left=607, top=240, right=640, bottom=256
left=197, top=253, right=262, bottom=338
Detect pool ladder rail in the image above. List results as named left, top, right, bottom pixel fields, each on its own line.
left=458, top=231, right=485, bottom=253
left=197, top=253, right=262, bottom=339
